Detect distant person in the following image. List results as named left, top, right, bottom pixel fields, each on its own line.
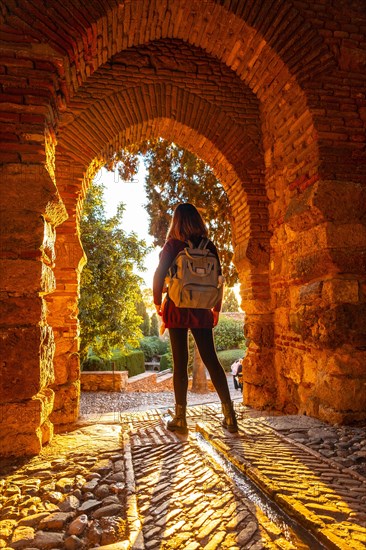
left=153, top=203, right=238, bottom=434
left=231, top=358, right=243, bottom=391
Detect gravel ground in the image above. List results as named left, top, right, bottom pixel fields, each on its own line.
left=80, top=376, right=241, bottom=415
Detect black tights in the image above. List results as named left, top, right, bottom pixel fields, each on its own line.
left=169, top=328, right=231, bottom=405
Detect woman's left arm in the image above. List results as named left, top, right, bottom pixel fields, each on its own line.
left=153, top=240, right=181, bottom=312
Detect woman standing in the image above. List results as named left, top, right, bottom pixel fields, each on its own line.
left=153, top=203, right=238, bottom=434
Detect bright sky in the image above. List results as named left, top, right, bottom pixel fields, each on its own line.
left=94, top=164, right=161, bottom=290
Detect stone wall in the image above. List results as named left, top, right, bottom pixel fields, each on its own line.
left=0, top=0, right=365, bottom=456
left=81, top=371, right=129, bottom=392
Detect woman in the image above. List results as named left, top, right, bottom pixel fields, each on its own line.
left=153, top=203, right=238, bottom=434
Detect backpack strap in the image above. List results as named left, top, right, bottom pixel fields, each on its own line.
left=198, top=238, right=209, bottom=250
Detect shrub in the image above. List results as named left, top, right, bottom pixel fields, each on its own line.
left=217, top=349, right=245, bottom=372
left=214, top=317, right=245, bottom=351
left=82, top=355, right=109, bottom=371
left=160, top=353, right=173, bottom=371
left=139, top=336, right=168, bottom=361
left=81, top=350, right=145, bottom=377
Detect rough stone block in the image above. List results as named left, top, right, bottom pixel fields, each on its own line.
left=46, top=294, right=78, bottom=327
left=302, top=355, right=319, bottom=386
left=322, top=279, right=359, bottom=304
left=244, top=319, right=274, bottom=347
left=55, top=233, right=85, bottom=270
left=0, top=294, right=46, bottom=327
left=242, top=349, right=275, bottom=387
left=0, top=389, right=54, bottom=456
left=53, top=332, right=78, bottom=355
left=0, top=163, right=67, bottom=225
left=298, top=281, right=323, bottom=305
left=53, top=352, right=80, bottom=385
left=51, top=381, right=80, bottom=427
left=313, top=180, right=366, bottom=224
left=0, top=326, right=55, bottom=401
left=243, top=382, right=276, bottom=410
left=326, top=351, right=366, bottom=378
left=0, top=259, right=55, bottom=294
left=317, top=375, right=366, bottom=412
left=326, top=223, right=366, bottom=249
left=285, top=181, right=366, bottom=231
left=290, top=303, right=366, bottom=348
left=0, top=388, right=54, bottom=435
left=0, top=429, right=43, bottom=457
left=41, top=419, right=54, bottom=445
left=0, top=210, right=44, bottom=252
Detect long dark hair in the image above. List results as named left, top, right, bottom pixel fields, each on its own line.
left=167, top=203, right=208, bottom=242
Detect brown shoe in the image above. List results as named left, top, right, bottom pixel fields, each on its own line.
left=221, top=402, right=238, bottom=433
left=167, top=404, right=188, bottom=434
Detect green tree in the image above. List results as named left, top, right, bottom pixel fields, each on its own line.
left=150, top=313, right=159, bottom=337
left=136, top=295, right=150, bottom=336
left=107, top=139, right=237, bottom=285
left=78, top=180, right=149, bottom=362
left=222, top=288, right=240, bottom=312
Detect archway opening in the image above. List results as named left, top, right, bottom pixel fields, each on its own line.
left=2, top=1, right=365, bottom=457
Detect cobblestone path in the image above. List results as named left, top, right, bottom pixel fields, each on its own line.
left=124, top=410, right=310, bottom=549
left=0, top=404, right=365, bottom=549
left=124, top=404, right=366, bottom=550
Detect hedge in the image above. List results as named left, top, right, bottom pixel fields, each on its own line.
left=160, top=353, right=173, bottom=371
left=82, top=350, right=145, bottom=377
left=217, top=349, right=245, bottom=372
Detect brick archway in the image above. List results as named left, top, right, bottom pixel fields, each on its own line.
left=1, top=1, right=365, bottom=455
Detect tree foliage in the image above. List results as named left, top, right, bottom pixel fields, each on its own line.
left=150, top=313, right=159, bottom=337
left=135, top=294, right=150, bottom=336
left=107, top=139, right=237, bottom=285
left=78, top=180, right=150, bottom=361
left=222, top=288, right=240, bottom=312
left=214, top=317, right=245, bottom=351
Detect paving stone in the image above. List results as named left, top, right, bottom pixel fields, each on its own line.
left=92, top=504, right=123, bottom=519
left=94, top=484, right=110, bottom=500
left=197, top=518, right=223, bottom=540
left=67, top=515, right=88, bottom=536
left=55, top=479, right=74, bottom=494
left=236, top=520, right=258, bottom=546
left=64, top=534, right=83, bottom=549
left=77, top=500, right=101, bottom=514
left=39, top=512, right=73, bottom=530
left=10, top=526, right=35, bottom=549
left=145, top=540, right=160, bottom=549
left=32, top=530, right=65, bottom=549
left=58, top=496, right=80, bottom=512
left=101, top=496, right=121, bottom=506
left=17, top=513, right=49, bottom=528
left=82, top=479, right=99, bottom=492
left=226, top=510, right=251, bottom=529
left=203, top=530, right=227, bottom=550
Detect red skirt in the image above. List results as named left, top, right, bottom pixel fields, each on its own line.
left=162, top=298, right=214, bottom=329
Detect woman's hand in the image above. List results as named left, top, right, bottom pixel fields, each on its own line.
left=155, top=303, right=163, bottom=317
left=212, top=310, right=219, bottom=327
